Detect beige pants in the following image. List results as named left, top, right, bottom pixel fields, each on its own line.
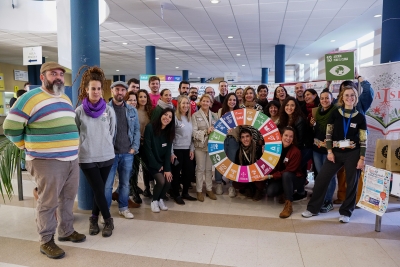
left=27, top=158, right=79, bottom=244
left=194, top=149, right=213, bottom=192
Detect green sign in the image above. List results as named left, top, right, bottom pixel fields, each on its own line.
left=325, top=51, right=355, bottom=80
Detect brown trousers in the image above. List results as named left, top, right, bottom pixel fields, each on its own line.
left=27, top=158, right=79, bottom=244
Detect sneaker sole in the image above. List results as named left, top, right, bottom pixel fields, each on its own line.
left=119, top=214, right=134, bottom=219
left=40, top=249, right=65, bottom=259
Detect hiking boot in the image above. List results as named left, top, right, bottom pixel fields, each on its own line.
left=228, top=186, right=236, bottom=198
left=58, top=231, right=86, bottom=243
left=320, top=200, right=334, bottom=213
left=253, top=189, right=263, bottom=202
left=40, top=236, right=65, bottom=259
left=128, top=198, right=141, bottom=208
left=206, top=190, right=217, bottom=200
left=197, top=192, right=204, bottom=202
left=293, top=191, right=307, bottom=202
left=278, top=193, right=286, bottom=204
left=215, top=183, right=223, bottom=195
left=89, top=216, right=100, bottom=235
left=102, top=217, right=114, bottom=237
left=279, top=200, right=293, bottom=218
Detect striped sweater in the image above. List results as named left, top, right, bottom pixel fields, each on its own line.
left=3, top=87, right=79, bottom=161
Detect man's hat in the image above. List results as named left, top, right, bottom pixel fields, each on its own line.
left=40, top=62, right=66, bottom=73
left=111, top=81, right=128, bottom=89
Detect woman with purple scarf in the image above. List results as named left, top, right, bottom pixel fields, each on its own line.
left=75, top=66, right=116, bottom=237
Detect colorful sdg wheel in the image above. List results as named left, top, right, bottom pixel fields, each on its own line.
left=208, top=108, right=282, bottom=183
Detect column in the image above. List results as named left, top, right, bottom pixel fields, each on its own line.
left=182, top=70, right=189, bottom=81
left=200, top=78, right=206, bottom=83
left=275, top=44, right=285, bottom=83
left=71, top=0, right=100, bottom=210
left=261, top=68, right=269, bottom=84
left=381, top=0, right=400, bottom=63
left=145, top=46, right=156, bottom=74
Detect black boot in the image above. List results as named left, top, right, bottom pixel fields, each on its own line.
left=89, top=216, right=100, bottom=235
left=132, top=185, right=143, bottom=204
left=102, top=217, right=114, bottom=237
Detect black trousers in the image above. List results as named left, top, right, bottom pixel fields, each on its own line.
left=307, top=149, right=360, bottom=217
left=130, top=144, right=151, bottom=190
left=266, top=172, right=302, bottom=201
left=81, top=164, right=113, bottom=219
left=171, top=149, right=195, bottom=196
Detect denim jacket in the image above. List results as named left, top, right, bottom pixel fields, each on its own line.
left=107, top=100, right=140, bottom=154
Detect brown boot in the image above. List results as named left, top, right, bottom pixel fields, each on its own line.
left=197, top=192, right=204, bottom=202
left=128, top=198, right=140, bottom=208
left=112, top=191, right=119, bottom=201
left=206, top=190, right=217, bottom=200
left=279, top=200, right=293, bottom=218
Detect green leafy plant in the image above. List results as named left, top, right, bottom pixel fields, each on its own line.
left=0, top=135, right=20, bottom=202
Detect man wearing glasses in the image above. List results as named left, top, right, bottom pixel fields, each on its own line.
left=127, top=78, right=140, bottom=93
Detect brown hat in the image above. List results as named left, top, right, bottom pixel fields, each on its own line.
left=40, top=62, right=66, bottom=74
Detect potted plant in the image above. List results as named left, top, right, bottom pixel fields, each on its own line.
left=0, top=135, right=21, bottom=202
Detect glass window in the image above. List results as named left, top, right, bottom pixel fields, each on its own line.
left=340, top=41, right=356, bottom=51
left=360, top=43, right=374, bottom=60
left=357, top=31, right=374, bottom=45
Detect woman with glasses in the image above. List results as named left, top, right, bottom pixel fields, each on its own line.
left=302, top=85, right=367, bottom=223
left=126, top=91, right=137, bottom=108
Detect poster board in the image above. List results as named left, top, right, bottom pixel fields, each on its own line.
left=325, top=51, right=355, bottom=81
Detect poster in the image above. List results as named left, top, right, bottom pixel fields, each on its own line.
left=325, top=51, right=355, bottom=80
left=361, top=62, right=400, bottom=166
left=357, top=165, right=391, bottom=216
left=0, top=73, right=4, bottom=91
left=139, top=74, right=182, bottom=96
left=0, top=92, right=4, bottom=115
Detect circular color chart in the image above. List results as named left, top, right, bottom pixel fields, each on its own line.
left=208, top=108, right=282, bottom=183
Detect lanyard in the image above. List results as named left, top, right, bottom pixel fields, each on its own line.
left=342, top=108, right=353, bottom=139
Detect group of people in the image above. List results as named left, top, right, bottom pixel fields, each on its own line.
left=3, top=61, right=373, bottom=260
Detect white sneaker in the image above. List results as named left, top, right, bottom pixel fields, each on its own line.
left=228, top=186, right=236, bottom=198
left=158, top=199, right=168, bottom=211
left=119, top=209, right=134, bottom=219
left=215, top=183, right=223, bottom=195
left=301, top=210, right=318, bottom=218
left=149, top=181, right=155, bottom=195
left=151, top=200, right=160, bottom=213
left=339, top=215, right=350, bottom=223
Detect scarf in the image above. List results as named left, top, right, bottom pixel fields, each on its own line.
left=315, top=104, right=337, bottom=133
left=157, top=99, right=174, bottom=110
left=82, top=97, right=106, bottom=118
left=306, top=102, right=316, bottom=121
left=238, top=140, right=257, bottom=165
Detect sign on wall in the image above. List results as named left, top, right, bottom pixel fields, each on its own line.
left=14, top=70, right=29, bottom=82
left=0, top=73, right=4, bottom=91
left=224, top=72, right=238, bottom=83
left=23, top=46, right=42, bottom=65
left=139, top=74, right=182, bottom=96
left=325, top=51, right=355, bottom=80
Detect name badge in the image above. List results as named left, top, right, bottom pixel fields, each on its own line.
left=162, top=143, right=167, bottom=147
left=350, top=123, right=357, bottom=128
left=284, top=157, right=289, bottom=163
left=339, top=140, right=350, bottom=148
left=197, top=118, right=203, bottom=121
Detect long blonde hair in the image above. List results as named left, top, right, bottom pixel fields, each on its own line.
left=175, top=95, right=192, bottom=121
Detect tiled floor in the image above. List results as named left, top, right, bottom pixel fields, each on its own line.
left=1, top=176, right=400, bottom=267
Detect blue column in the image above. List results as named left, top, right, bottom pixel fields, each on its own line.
left=275, top=45, right=285, bottom=83
left=113, top=75, right=119, bottom=82
left=71, top=0, right=100, bottom=210
left=182, top=70, right=189, bottom=81
left=120, top=75, right=126, bottom=82
left=381, top=0, right=400, bottom=63
left=200, top=78, right=206, bottom=83
left=145, top=46, right=156, bottom=75
left=261, top=68, right=269, bottom=84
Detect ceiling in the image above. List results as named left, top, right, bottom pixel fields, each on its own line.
left=0, top=0, right=383, bottom=82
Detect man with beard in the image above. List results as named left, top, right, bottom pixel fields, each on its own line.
left=256, top=84, right=269, bottom=109
left=3, top=62, right=86, bottom=259
left=294, top=83, right=307, bottom=116
left=188, top=87, right=199, bottom=114
left=172, top=81, right=190, bottom=108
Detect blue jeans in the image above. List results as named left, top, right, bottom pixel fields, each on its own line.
left=313, top=150, right=336, bottom=202
left=105, top=153, right=134, bottom=211
left=215, top=137, right=239, bottom=183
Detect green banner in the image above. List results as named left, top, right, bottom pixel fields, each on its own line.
left=325, top=52, right=355, bottom=80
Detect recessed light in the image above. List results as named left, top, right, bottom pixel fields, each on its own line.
left=242, top=64, right=245, bottom=66
left=197, top=77, right=200, bottom=79
left=236, top=54, right=241, bottom=56
left=155, top=57, right=159, bottom=60
left=116, top=70, right=120, bottom=71
left=228, top=36, right=233, bottom=39
left=374, top=14, right=382, bottom=18
left=305, top=54, right=309, bottom=56
left=210, top=0, right=220, bottom=4
left=190, top=73, right=192, bottom=75
left=122, top=42, right=128, bottom=45
left=176, top=67, right=179, bottom=69
left=330, top=40, right=335, bottom=42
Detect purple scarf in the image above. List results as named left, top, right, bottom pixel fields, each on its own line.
left=82, top=97, right=106, bottom=118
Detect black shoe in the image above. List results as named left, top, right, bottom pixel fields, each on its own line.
left=293, top=191, right=307, bottom=202
left=102, top=217, right=114, bottom=237
left=142, top=188, right=153, bottom=198
left=89, top=216, right=100, bottom=235
left=132, top=192, right=142, bottom=204
left=174, top=196, right=185, bottom=205
left=136, top=185, right=144, bottom=195
left=320, top=200, right=334, bottom=213
left=182, top=194, right=197, bottom=201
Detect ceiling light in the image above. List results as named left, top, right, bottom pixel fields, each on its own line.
left=155, top=57, right=159, bottom=60
left=210, top=0, right=220, bottom=4
left=330, top=40, right=335, bottom=42
left=122, top=42, right=128, bottom=45
left=305, top=54, right=309, bottom=56
left=197, top=77, right=200, bottom=79
left=176, top=67, right=179, bottom=69
left=236, top=54, right=241, bottom=56
left=190, top=73, right=192, bottom=75
left=374, top=14, right=382, bottom=18
left=228, top=36, right=233, bottom=39
left=116, top=70, right=120, bottom=71
left=242, top=65, right=245, bottom=66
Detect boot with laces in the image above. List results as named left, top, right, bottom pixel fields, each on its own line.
left=279, top=200, right=293, bottom=219
left=89, top=216, right=100, bottom=235
left=40, top=236, right=65, bottom=259
left=102, top=217, right=114, bottom=237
